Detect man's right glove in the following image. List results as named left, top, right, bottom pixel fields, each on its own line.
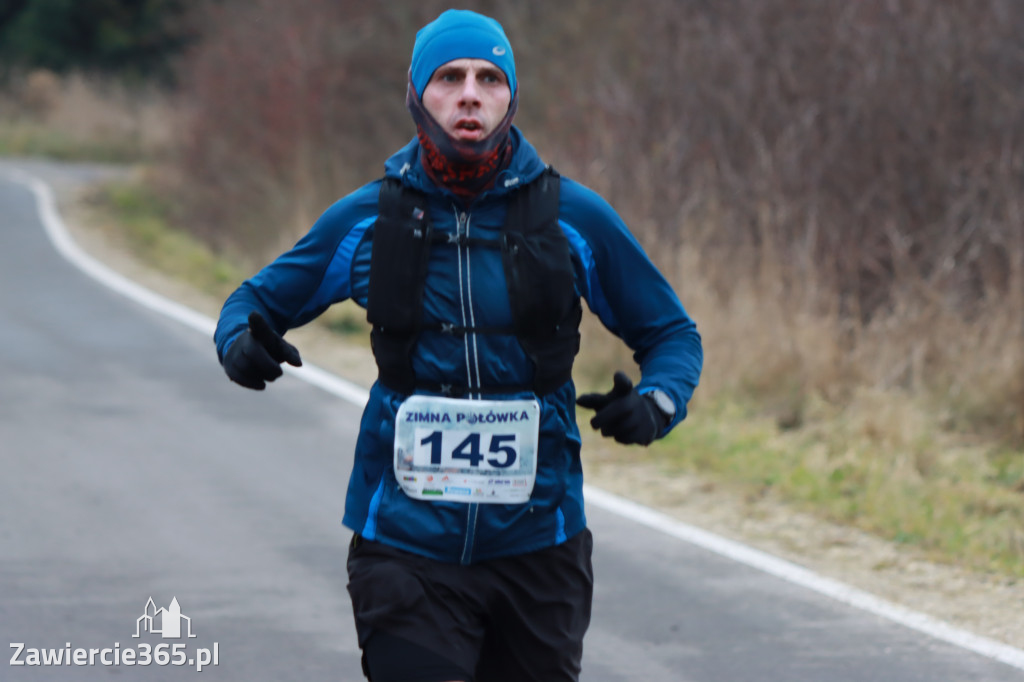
left=222, top=311, right=302, bottom=390
left=575, top=371, right=670, bottom=446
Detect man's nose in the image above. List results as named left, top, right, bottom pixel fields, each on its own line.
left=458, top=78, right=481, bottom=106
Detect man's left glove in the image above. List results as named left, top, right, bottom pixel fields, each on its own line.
left=222, top=311, right=302, bottom=390
left=575, top=371, right=670, bottom=446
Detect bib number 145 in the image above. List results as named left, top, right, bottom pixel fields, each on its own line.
left=415, top=430, right=519, bottom=470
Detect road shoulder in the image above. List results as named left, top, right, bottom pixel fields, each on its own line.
left=23, top=159, right=1022, bottom=653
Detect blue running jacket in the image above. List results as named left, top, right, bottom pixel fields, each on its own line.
left=215, top=127, right=703, bottom=564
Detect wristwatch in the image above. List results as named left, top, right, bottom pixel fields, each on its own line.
left=646, top=389, right=676, bottom=421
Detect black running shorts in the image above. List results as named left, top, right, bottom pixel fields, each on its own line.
left=346, top=528, right=594, bottom=682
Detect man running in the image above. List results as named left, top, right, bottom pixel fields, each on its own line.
left=215, top=9, right=702, bottom=681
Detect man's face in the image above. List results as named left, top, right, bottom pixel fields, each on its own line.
left=421, top=58, right=511, bottom=142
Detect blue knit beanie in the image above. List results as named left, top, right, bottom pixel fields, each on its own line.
left=410, top=9, right=516, bottom=98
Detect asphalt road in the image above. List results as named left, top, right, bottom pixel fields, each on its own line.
left=2, top=161, right=1022, bottom=681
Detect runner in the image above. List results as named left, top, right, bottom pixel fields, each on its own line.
left=214, top=9, right=702, bottom=681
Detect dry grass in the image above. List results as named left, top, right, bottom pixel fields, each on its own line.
left=576, top=244, right=1024, bottom=576
left=68, top=164, right=1024, bottom=577
left=0, top=69, right=174, bottom=162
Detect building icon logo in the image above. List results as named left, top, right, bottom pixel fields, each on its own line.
left=133, top=597, right=196, bottom=639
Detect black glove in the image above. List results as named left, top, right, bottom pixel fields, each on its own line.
left=575, top=371, right=669, bottom=445
left=222, top=311, right=302, bottom=390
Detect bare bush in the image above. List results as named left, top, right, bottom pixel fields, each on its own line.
left=172, top=1, right=456, bottom=254
left=559, top=0, right=1024, bottom=440
left=171, top=0, right=1024, bottom=442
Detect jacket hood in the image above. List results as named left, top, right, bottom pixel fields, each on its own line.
left=383, top=126, right=548, bottom=200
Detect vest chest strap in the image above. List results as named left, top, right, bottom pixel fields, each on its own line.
left=366, top=167, right=581, bottom=396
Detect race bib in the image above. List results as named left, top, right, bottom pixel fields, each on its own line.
left=394, top=395, right=540, bottom=504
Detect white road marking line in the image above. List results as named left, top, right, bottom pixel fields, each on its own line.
left=5, top=168, right=371, bottom=407
left=7, top=167, right=1024, bottom=672
left=584, top=486, right=1024, bottom=671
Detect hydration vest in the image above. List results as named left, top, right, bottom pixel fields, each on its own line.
left=366, top=168, right=582, bottom=397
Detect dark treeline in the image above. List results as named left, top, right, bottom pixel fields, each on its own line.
left=0, top=0, right=191, bottom=81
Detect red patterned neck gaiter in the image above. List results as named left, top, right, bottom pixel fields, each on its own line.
left=406, top=79, right=518, bottom=201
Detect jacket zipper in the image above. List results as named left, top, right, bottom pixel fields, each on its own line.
left=455, top=207, right=480, bottom=564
